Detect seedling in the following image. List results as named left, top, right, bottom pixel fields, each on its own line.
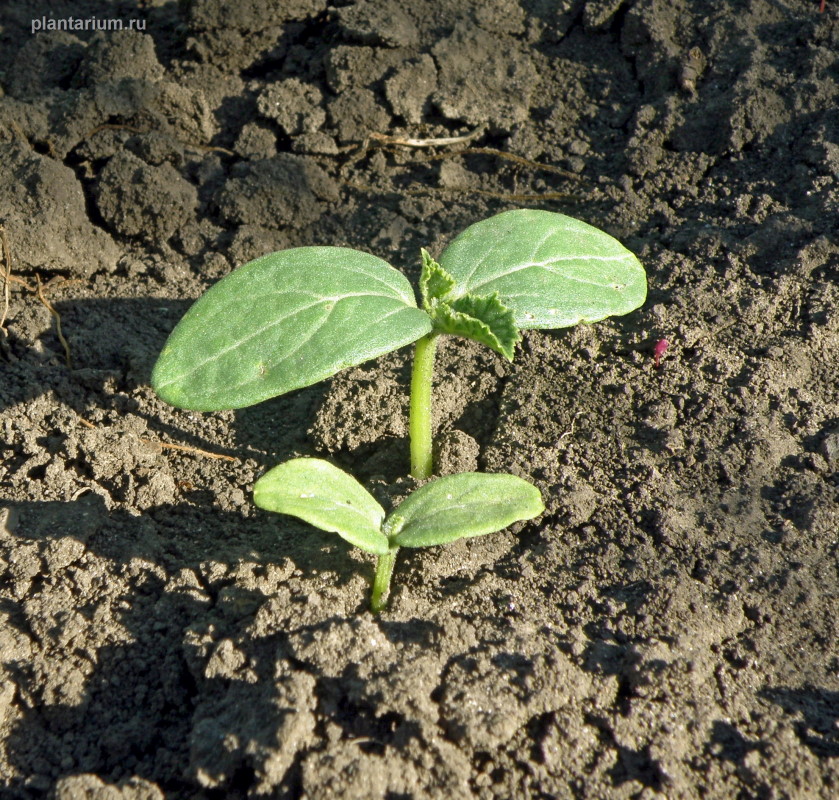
left=253, top=458, right=544, bottom=611
left=153, top=210, right=646, bottom=477
left=151, top=209, right=646, bottom=610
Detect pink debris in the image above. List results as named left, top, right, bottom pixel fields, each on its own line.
left=653, top=339, right=669, bottom=369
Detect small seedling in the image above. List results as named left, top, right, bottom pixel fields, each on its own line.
left=253, top=458, right=544, bottom=610
left=152, top=209, right=646, bottom=610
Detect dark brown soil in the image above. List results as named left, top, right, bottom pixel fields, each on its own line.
left=2, top=1, right=839, bottom=798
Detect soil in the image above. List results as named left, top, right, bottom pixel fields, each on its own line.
left=1, top=0, right=838, bottom=797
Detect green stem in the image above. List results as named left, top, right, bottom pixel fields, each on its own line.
left=409, top=333, right=439, bottom=479
left=370, top=546, right=399, bottom=613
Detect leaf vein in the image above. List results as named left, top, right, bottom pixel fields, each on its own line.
left=160, top=293, right=411, bottom=388
left=467, top=257, right=635, bottom=292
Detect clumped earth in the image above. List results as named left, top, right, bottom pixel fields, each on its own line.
left=1, top=0, right=838, bottom=797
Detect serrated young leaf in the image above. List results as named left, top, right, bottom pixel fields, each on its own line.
left=253, top=458, right=389, bottom=556
left=449, top=293, right=521, bottom=360
left=152, top=246, right=433, bottom=411
left=439, top=209, right=647, bottom=329
left=429, top=292, right=521, bottom=360
left=419, top=248, right=455, bottom=311
left=385, top=472, right=544, bottom=548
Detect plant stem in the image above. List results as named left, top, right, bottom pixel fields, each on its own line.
left=370, top=546, right=399, bottom=613
left=409, top=332, right=439, bottom=479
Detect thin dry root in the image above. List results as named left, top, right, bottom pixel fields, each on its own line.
left=35, top=274, right=73, bottom=368
left=140, top=438, right=238, bottom=462
left=0, top=226, right=11, bottom=335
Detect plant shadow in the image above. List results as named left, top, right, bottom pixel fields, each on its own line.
left=1, top=296, right=334, bottom=468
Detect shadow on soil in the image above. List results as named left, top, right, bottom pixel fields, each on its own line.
left=0, top=493, right=408, bottom=795
left=761, top=687, right=839, bottom=758
left=0, top=296, right=338, bottom=468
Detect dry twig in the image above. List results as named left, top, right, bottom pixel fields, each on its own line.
left=35, top=274, right=73, bottom=368
left=0, top=238, right=81, bottom=363
left=346, top=126, right=583, bottom=200
left=8, top=274, right=35, bottom=291
left=141, top=438, right=238, bottom=462
left=364, top=127, right=582, bottom=181
left=559, top=412, right=583, bottom=442
left=367, top=128, right=486, bottom=148
left=0, top=226, right=11, bottom=335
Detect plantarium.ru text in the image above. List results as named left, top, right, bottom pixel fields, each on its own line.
left=152, top=209, right=647, bottom=611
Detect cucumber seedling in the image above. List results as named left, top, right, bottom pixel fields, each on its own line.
left=152, top=209, right=646, bottom=610
left=253, top=458, right=544, bottom=611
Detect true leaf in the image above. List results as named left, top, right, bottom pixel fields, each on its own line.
left=419, top=248, right=455, bottom=310
left=385, top=472, right=544, bottom=548
left=439, top=209, right=647, bottom=329
left=253, top=458, right=389, bottom=555
left=152, top=247, right=432, bottom=410
left=429, top=292, right=521, bottom=360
